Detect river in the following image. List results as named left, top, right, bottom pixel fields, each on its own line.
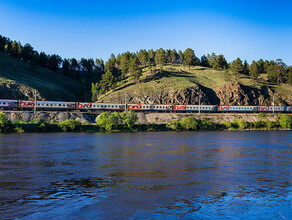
left=0, top=131, right=291, bottom=219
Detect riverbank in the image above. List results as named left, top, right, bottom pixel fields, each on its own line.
left=1, top=110, right=286, bottom=124
left=0, top=112, right=291, bottom=133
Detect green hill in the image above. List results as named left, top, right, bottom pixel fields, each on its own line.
left=98, top=64, right=292, bottom=105
left=0, top=52, right=82, bottom=101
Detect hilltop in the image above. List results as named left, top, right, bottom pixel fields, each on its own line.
left=98, top=65, right=292, bottom=106
left=0, top=52, right=82, bottom=101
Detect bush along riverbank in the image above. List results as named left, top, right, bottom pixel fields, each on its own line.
left=0, top=112, right=291, bottom=133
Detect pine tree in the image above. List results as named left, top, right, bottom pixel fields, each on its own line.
left=170, top=49, right=178, bottom=64
left=155, top=48, right=166, bottom=68
left=249, top=61, right=259, bottom=80
left=231, top=58, right=243, bottom=77
left=62, top=59, right=70, bottom=76
left=100, top=70, right=115, bottom=93
left=257, top=59, right=264, bottom=74
left=213, top=54, right=227, bottom=69
left=207, top=52, right=217, bottom=68
left=178, top=50, right=184, bottom=64
left=200, top=55, right=209, bottom=67
left=10, top=41, right=22, bottom=58
left=183, top=48, right=195, bottom=69
left=242, top=60, right=249, bottom=75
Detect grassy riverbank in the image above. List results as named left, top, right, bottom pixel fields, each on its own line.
left=0, top=112, right=291, bottom=133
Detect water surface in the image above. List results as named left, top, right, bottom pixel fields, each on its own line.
left=0, top=131, right=291, bottom=219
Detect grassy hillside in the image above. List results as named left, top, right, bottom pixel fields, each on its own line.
left=0, top=52, right=82, bottom=101
left=99, top=64, right=292, bottom=104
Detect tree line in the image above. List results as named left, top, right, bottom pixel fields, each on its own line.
left=0, top=34, right=291, bottom=102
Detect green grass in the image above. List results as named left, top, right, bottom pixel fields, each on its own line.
left=0, top=52, right=82, bottom=100
left=99, top=64, right=292, bottom=103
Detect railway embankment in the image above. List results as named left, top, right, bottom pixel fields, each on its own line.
left=2, top=111, right=280, bottom=124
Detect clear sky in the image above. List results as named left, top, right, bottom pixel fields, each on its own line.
left=0, top=0, right=291, bottom=65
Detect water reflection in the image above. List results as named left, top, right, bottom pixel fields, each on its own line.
left=0, top=131, right=291, bottom=219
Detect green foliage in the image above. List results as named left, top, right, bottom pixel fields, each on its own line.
left=237, top=119, right=249, bottom=129
left=222, top=121, right=232, bottom=129
left=249, top=61, right=259, bottom=80
left=231, top=58, right=243, bottom=76
left=180, top=117, right=199, bottom=130
left=265, top=119, right=277, bottom=129
left=100, top=70, right=115, bottom=93
left=183, top=48, right=196, bottom=69
left=199, top=119, right=218, bottom=130
left=96, top=112, right=119, bottom=131
left=258, top=112, right=267, bottom=119
left=166, top=119, right=182, bottom=131
left=252, top=121, right=266, bottom=129
left=278, top=114, right=292, bottom=129
left=213, top=54, right=227, bottom=69
left=155, top=48, right=166, bottom=67
left=58, top=120, right=82, bottom=132
left=267, top=63, right=286, bottom=84
left=0, top=112, right=14, bottom=133
left=120, top=111, right=137, bottom=129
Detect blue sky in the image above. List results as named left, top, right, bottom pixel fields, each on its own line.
left=0, top=0, right=292, bottom=65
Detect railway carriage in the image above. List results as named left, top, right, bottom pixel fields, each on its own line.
left=0, top=99, right=18, bottom=109
left=286, top=106, right=292, bottom=112
left=218, top=105, right=257, bottom=112
left=174, top=105, right=217, bottom=112
left=1, top=99, right=292, bottom=113
left=20, top=100, right=76, bottom=110
left=258, top=106, right=286, bottom=112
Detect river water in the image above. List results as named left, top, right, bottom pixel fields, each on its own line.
left=0, top=131, right=291, bottom=219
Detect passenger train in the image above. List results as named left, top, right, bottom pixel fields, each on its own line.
left=0, top=99, right=291, bottom=113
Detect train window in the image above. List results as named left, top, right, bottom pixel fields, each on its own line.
left=3, top=102, right=5, bottom=105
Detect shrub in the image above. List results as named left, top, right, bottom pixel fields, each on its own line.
left=0, top=112, right=14, bottom=133
left=252, top=121, right=266, bottom=129
left=265, top=119, right=277, bottom=129
left=231, top=120, right=239, bottom=129
left=180, top=117, right=199, bottom=130
left=222, top=121, right=232, bottom=129
left=237, top=119, right=249, bottom=129
left=278, top=114, right=292, bottom=129
left=120, top=111, right=137, bottom=129
left=258, top=112, right=267, bottom=119
left=96, top=112, right=119, bottom=131
left=58, top=119, right=82, bottom=132
left=199, top=119, right=218, bottom=130
left=166, top=119, right=182, bottom=131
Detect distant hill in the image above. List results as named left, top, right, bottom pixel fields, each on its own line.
left=98, top=64, right=292, bottom=106
left=0, top=52, right=82, bottom=101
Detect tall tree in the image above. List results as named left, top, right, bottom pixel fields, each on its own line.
left=48, top=54, right=62, bottom=71
left=200, top=55, right=209, bottom=67
left=129, top=56, right=142, bottom=82
left=38, top=52, right=49, bottom=68
left=249, top=61, right=259, bottom=80
left=242, top=60, right=249, bottom=75
left=178, top=50, right=184, bottom=64
left=170, top=49, right=178, bottom=64
left=100, top=70, right=115, bottom=93
left=267, top=59, right=286, bottom=84
left=257, top=59, right=264, bottom=74
left=213, top=54, right=227, bottom=69
left=230, top=58, right=243, bottom=77
left=183, top=48, right=195, bottom=69
left=10, top=41, right=22, bottom=58
left=155, top=48, right=166, bottom=67
left=137, top=49, right=148, bottom=66
left=207, top=52, right=217, bottom=68
left=62, top=59, right=70, bottom=76
left=21, top=43, right=34, bottom=62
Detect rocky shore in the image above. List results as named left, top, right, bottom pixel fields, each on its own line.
left=2, top=111, right=279, bottom=125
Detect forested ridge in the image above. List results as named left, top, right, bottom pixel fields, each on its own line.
left=0, top=34, right=291, bottom=102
